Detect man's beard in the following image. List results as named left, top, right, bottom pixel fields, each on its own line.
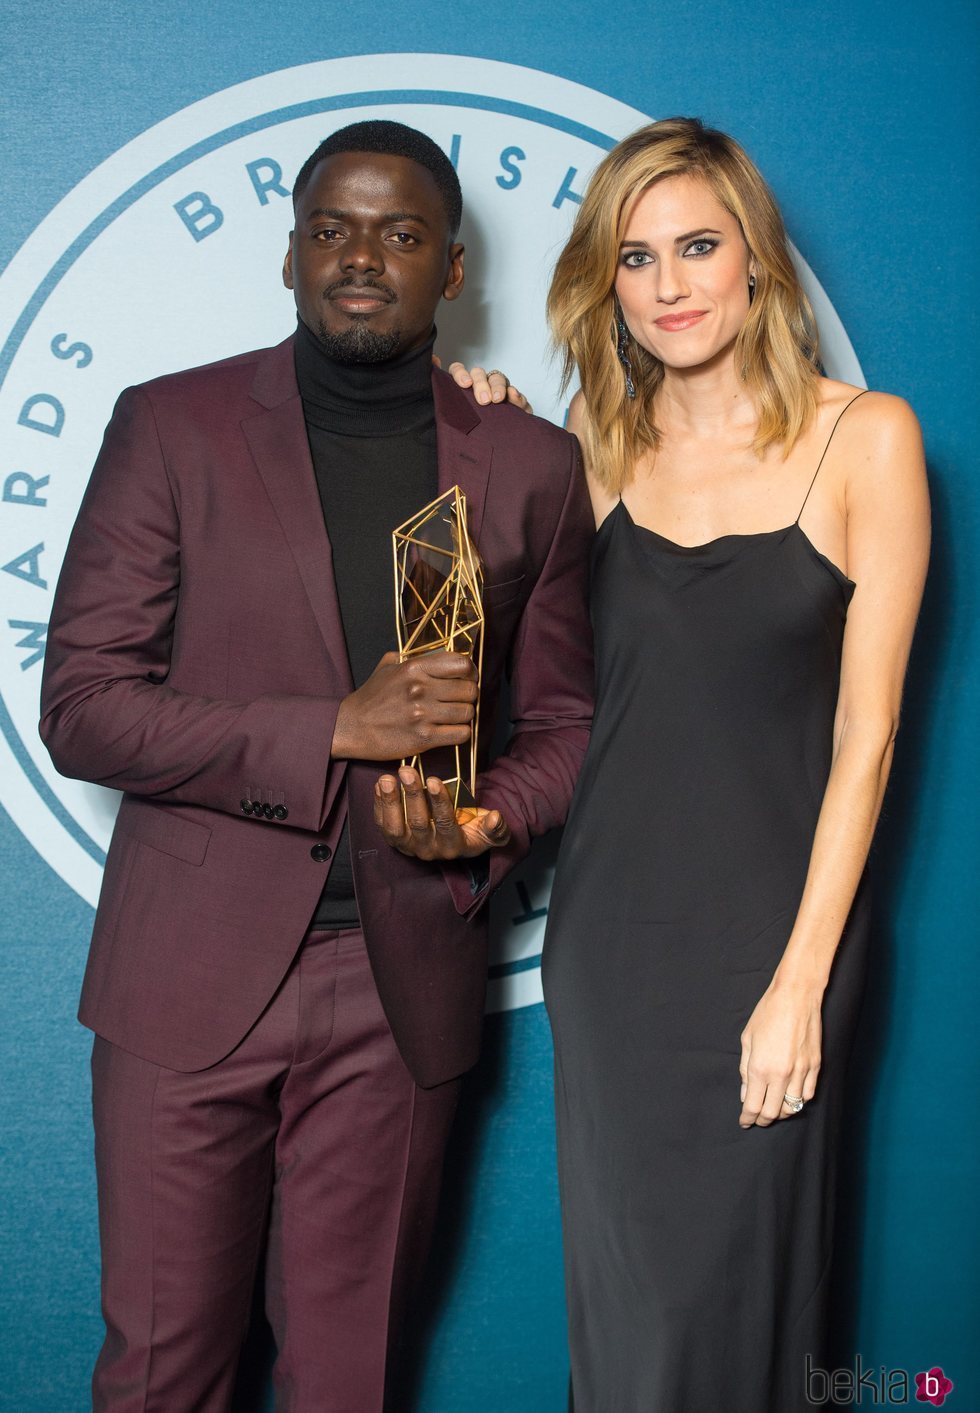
left=314, top=318, right=402, bottom=364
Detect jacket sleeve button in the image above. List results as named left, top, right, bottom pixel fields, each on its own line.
left=241, top=800, right=253, bottom=814
left=262, top=804, right=275, bottom=819
left=274, top=805, right=288, bottom=820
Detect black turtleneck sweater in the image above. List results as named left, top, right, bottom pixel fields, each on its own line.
left=294, top=317, right=439, bottom=928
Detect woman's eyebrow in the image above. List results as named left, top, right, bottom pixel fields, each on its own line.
left=619, top=227, right=724, bottom=248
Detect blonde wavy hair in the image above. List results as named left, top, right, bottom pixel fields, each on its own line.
left=547, top=117, right=820, bottom=493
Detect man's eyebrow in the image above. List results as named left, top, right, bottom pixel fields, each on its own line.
left=619, top=228, right=724, bottom=248
left=381, top=211, right=431, bottom=227
left=304, top=207, right=431, bottom=227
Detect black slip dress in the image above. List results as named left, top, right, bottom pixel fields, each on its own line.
left=542, top=394, right=871, bottom=1413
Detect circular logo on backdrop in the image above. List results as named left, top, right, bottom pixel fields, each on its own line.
left=0, top=54, right=864, bottom=1011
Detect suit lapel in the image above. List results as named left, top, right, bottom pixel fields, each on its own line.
left=242, top=338, right=353, bottom=689
left=432, top=370, right=491, bottom=553
left=240, top=352, right=491, bottom=685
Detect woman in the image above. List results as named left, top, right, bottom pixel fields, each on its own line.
left=540, top=119, right=929, bottom=1411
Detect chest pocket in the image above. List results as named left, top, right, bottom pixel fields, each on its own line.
left=482, top=572, right=526, bottom=611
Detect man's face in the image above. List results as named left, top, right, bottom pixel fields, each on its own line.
left=283, top=151, right=464, bottom=363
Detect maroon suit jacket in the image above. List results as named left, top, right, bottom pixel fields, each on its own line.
left=39, top=336, right=594, bottom=1087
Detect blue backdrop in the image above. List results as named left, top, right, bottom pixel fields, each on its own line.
left=0, top=4, right=977, bottom=1409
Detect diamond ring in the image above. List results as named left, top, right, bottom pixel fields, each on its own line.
left=783, top=1094, right=805, bottom=1114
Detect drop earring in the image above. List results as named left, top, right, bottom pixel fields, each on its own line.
left=615, top=302, right=636, bottom=400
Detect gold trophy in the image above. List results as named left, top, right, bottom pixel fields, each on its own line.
left=393, top=486, right=484, bottom=810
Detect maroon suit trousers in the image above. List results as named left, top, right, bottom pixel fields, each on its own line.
left=91, top=927, right=461, bottom=1412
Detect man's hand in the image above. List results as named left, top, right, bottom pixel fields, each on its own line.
left=374, top=767, right=511, bottom=860
left=331, top=651, right=477, bottom=761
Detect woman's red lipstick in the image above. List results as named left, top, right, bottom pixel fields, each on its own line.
left=654, top=311, right=708, bottom=331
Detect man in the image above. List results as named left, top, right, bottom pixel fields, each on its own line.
left=39, top=121, right=593, bottom=1411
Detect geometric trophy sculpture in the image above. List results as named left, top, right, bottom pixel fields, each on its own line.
left=393, top=486, right=484, bottom=811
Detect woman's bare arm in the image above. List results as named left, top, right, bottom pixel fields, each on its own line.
left=739, top=392, right=930, bottom=1126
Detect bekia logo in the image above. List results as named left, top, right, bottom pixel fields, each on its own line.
left=916, top=1368, right=954, bottom=1406
left=805, top=1354, right=955, bottom=1406
left=0, top=55, right=863, bottom=1010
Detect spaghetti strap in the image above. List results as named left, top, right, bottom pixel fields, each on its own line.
left=795, top=389, right=870, bottom=524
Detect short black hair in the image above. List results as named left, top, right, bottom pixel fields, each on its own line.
left=292, top=120, right=462, bottom=239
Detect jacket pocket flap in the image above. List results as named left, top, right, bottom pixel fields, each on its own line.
left=482, top=573, right=526, bottom=606
left=119, top=805, right=211, bottom=865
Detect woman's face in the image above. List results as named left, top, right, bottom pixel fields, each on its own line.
left=614, top=173, right=754, bottom=371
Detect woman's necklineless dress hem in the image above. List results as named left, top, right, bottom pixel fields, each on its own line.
left=612, top=499, right=856, bottom=592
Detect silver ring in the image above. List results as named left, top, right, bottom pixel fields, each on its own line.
left=486, top=369, right=506, bottom=380
left=783, top=1093, right=805, bottom=1113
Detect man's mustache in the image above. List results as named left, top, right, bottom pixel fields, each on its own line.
left=325, top=276, right=396, bottom=303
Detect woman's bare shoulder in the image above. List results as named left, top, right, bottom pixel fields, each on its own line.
left=566, top=391, right=618, bottom=527
left=816, top=378, right=919, bottom=437
left=566, top=389, right=588, bottom=437
left=814, top=379, right=925, bottom=518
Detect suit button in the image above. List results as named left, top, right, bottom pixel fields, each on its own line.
left=262, top=803, right=275, bottom=819
left=241, top=800, right=253, bottom=814
left=274, top=805, right=288, bottom=820
left=310, top=843, right=332, bottom=862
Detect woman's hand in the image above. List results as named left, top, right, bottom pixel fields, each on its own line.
left=435, top=357, right=532, bottom=412
left=738, top=978, right=823, bottom=1128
